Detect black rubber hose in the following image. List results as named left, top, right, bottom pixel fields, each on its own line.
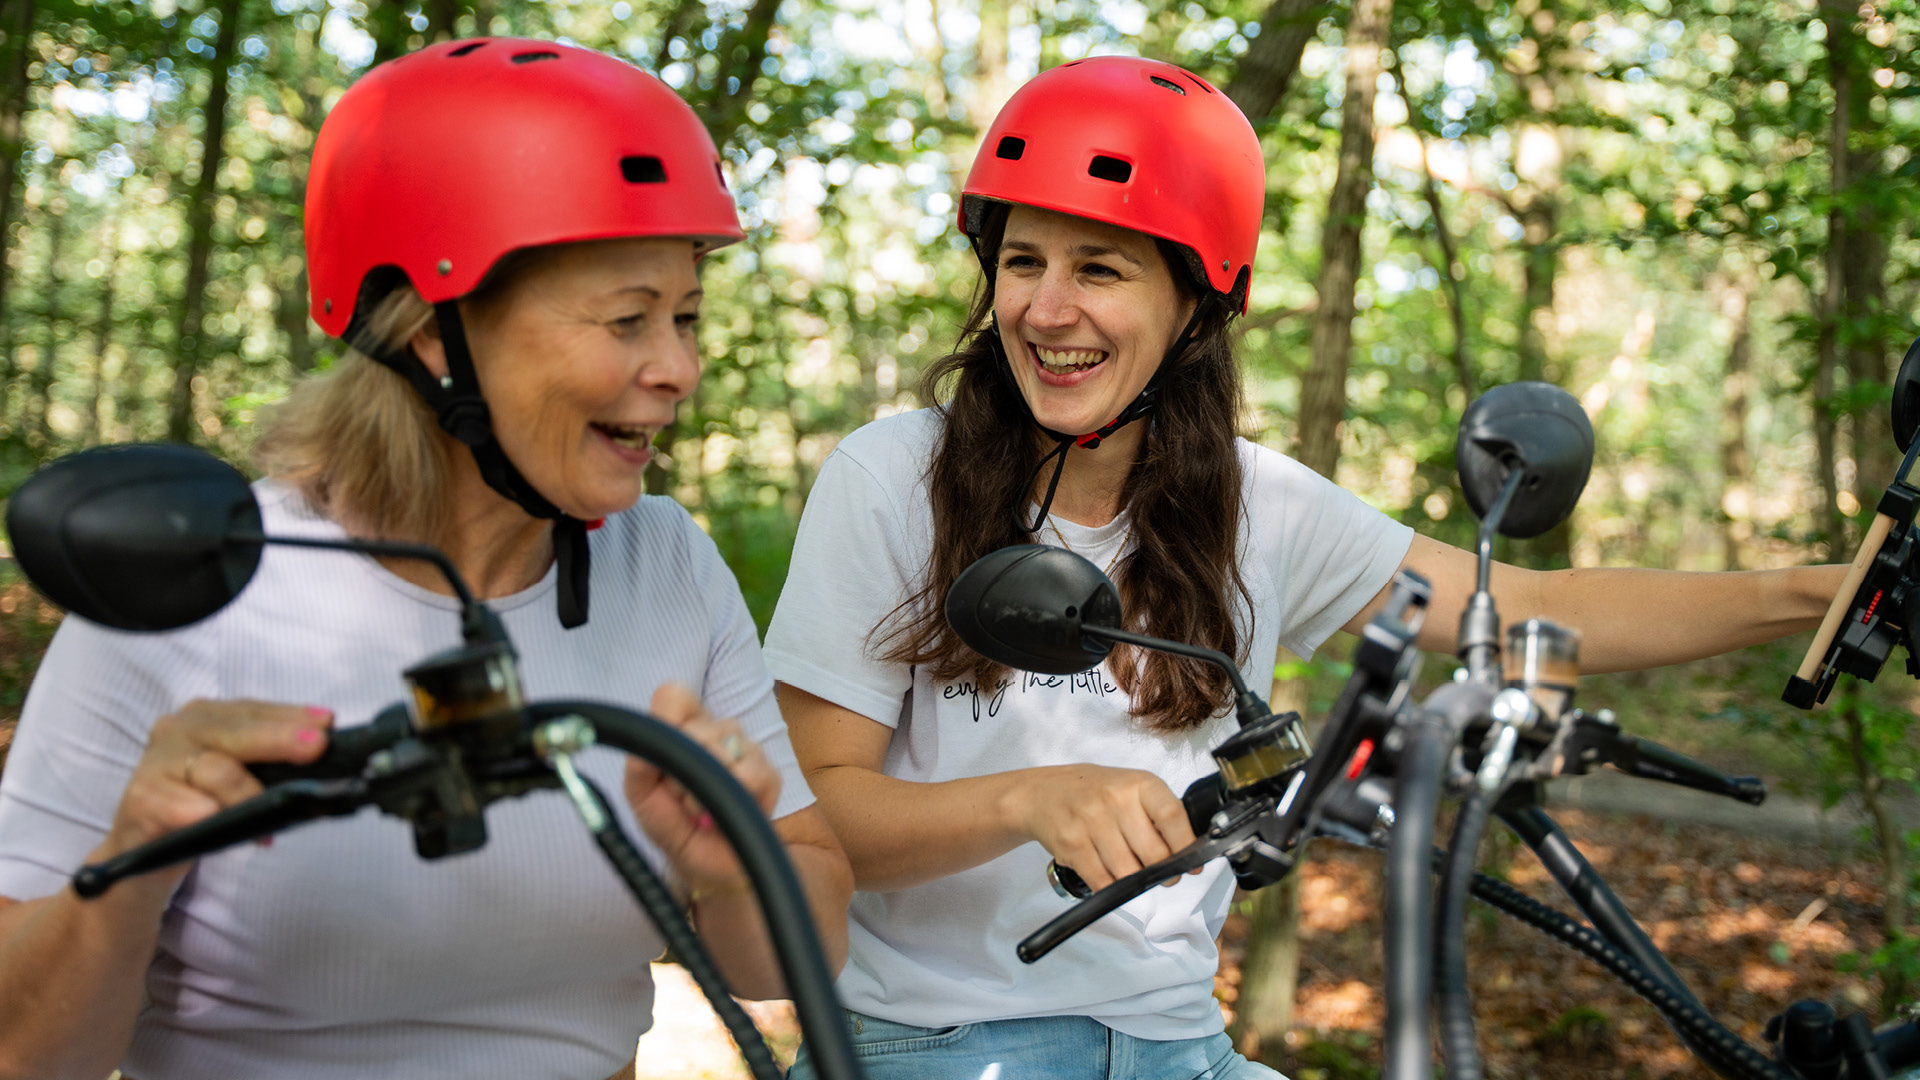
left=570, top=774, right=783, bottom=1080
left=1384, top=714, right=1450, bottom=1080
left=1436, top=785, right=1497, bottom=1080
left=1499, top=805, right=1706, bottom=1013
left=1464, top=871, right=1794, bottom=1080
left=537, top=702, right=863, bottom=1080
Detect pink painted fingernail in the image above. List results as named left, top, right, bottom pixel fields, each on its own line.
left=695, top=813, right=715, bottom=831
left=256, top=835, right=275, bottom=849
left=305, top=706, right=332, bottom=720
left=296, top=729, right=322, bottom=745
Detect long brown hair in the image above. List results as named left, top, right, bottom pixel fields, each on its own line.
left=875, top=206, right=1252, bottom=733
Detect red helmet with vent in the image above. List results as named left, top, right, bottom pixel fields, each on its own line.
left=306, top=38, right=742, bottom=339
left=959, top=56, right=1264, bottom=312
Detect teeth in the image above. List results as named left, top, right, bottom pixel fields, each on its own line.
left=593, top=422, right=651, bottom=450
left=1035, top=346, right=1106, bottom=375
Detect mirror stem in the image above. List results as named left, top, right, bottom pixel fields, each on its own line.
left=1081, top=624, right=1270, bottom=728
left=1460, top=467, right=1525, bottom=683
left=231, top=531, right=505, bottom=646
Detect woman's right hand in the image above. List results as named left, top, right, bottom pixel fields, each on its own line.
left=97, top=699, right=334, bottom=875
left=1001, top=764, right=1196, bottom=892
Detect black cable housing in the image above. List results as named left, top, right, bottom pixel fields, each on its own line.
left=1384, top=714, right=1450, bottom=1080
left=570, top=773, right=782, bottom=1080
left=538, top=701, right=863, bottom=1080
left=1436, top=785, right=1497, bottom=1080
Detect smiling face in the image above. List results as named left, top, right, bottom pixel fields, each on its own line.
left=454, top=236, right=703, bottom=521
left=993, top=205, right=1195, bottom=439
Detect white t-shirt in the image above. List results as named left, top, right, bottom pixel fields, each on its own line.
left=762, top=408, right=1413, bottom=1041
left=0, top=481, right=814, bottom=1080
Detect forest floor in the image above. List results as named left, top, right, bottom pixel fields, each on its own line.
left=633, top=797, right=1894, bottom=1080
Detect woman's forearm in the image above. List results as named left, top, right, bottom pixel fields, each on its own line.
left=1499, top=563, right=1850, bottom=673
left=694, top=810, right=852, bottom=1000
left=0, top=873, right=175, bottom=1080
left=802, top=762, right=1048, bottom=893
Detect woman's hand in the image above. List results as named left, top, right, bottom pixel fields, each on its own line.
left=622, top=682, right=781, bottom=895
left=1001, top=764, right=1196, bottom=892
left=100, top=699, right=334, bottom=874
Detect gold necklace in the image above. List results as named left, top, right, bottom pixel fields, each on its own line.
left=1047, top=516, right=1126, bottom=579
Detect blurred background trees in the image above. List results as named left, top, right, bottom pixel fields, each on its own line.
left=3, top=0, right=1919, bottom=1063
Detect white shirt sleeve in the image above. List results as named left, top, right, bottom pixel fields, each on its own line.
left=680, top=513, right=816, bottom=819
left=763, top=438, right=924, bottom=728
left=1247, top=444, right=1416, bottom=659
left=0, top=616, right=217, bottom=901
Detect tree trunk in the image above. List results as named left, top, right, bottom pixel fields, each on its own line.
left=33, top=184, right=63, bottom=448
left=86, top=203, right=122, bottom=444
left=702, top=0, right=785, bottom=142
left=425, top=0, right=460, bottom=41
left=0, top=0, right=38, bottom=426
left=166, top=0, right=241, bottom=445
left=972, top=0, right=1011, bottom=132
left=1719, top=282, right=1751, bottom=571
left=1295, top=0, right=1390, bottom=480
left=1223, top=0, right=1327, bottom=126
left=1840, top=690, right=1910, bottom=1010
left=1238, top=0, right=1392, bottom=1064
left=1812, top=0, right=1852, bottom=556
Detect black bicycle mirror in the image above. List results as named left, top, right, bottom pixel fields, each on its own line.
left=944, top=544, right=1122, bottom=675
left=1891, top=336, right=1920, bottom=454
left=1456, top=382, right=1594, bottom=539
left=6, top=443, right=264, bottom=631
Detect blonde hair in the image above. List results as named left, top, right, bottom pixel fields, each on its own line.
left=252, top=283, right=458, bottom=544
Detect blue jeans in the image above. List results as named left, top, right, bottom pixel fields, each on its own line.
left=785, top=1011, right=1288, bottom=1080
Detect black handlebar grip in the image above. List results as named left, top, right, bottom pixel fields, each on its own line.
left=248, top=706, right=411, bottom=786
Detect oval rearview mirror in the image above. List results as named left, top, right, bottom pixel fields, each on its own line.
left=943, top=545, right=1122, bottom=675
left=1456, top=382, right=1594, bottom=539
left=6, top=444, right=265, bottom=631
left=1891, top=336, right=1920, bottom=454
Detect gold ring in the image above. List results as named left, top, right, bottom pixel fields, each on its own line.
left=183, top=749, right=207, bottom=788
left=722, top=734, right=746, bottom=763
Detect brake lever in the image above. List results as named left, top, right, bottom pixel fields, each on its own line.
left=1545, top=711, right=1767, bottom=805
left=74, top=777, right=372, bottom=897
left=1019, top=809, right=1279, bottom=964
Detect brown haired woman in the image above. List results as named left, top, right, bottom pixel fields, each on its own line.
left=764, top=55, right=1845, bottom=1080
left=0, top=40, right=848, bottom=1080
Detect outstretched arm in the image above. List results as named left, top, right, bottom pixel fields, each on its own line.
left=1343, top=534, right=1851, bottom=673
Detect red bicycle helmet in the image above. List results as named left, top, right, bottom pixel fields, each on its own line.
left=306, top=37, right=742, bottom=338
left=959, top=56, right=1263, bottom=312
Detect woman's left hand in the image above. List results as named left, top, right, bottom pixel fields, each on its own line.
left=623, top=682, right=780, bottom=896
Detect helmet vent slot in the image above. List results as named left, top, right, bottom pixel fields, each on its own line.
left=512, top=49, right=561, bottom=64
left=995, top=136, right=1026, bottom=161
left=1087, top=155, right=1132, bottom=184
left=1149, top=75, right=1187, bottom=96
left=449, top=42, right=487, bottom=57
left=621, top=156, right=668, bottom=183
left=1180, top=72, right=1215, bottom=94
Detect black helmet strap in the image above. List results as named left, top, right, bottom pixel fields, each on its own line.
left=366, top=301, right=592, bottom=629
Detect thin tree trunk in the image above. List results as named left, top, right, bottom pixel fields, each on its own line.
left=33, top=185, right=63, bottom=447
left=1295, top=0, right=1391, bottom=479
left=652, top=0, right=702, bottom=72
left=0, top=0, right=38, bottom=427
left=166, top=0, right=241, bottom=444
left=1223, top=0, right=1327, bottom=125
left=972, top=0, right=1010, bottom=131
left=1411, top=128, right=1472, bottom=398
left=425, top=0, right=460, bottom=41
left=1719, top=282, right=1751, bottom=571
left=86, top=205, right=122, bottom=444
left=1813, top=0, right=1853, bottom=555
left=1839, top=690, right=1910, bottom=1010
left=703, top=0, right=785, bottom=140
left=1238, top=0, right=1392, bottom=1063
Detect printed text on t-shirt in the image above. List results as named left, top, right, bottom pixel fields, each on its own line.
left=940, top=670, right=1124, bottom=721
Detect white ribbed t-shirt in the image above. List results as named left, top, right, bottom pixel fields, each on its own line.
left=0, top=480, right=813, bottom=1080
left=763, top=409, right=1413, bottom=1041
